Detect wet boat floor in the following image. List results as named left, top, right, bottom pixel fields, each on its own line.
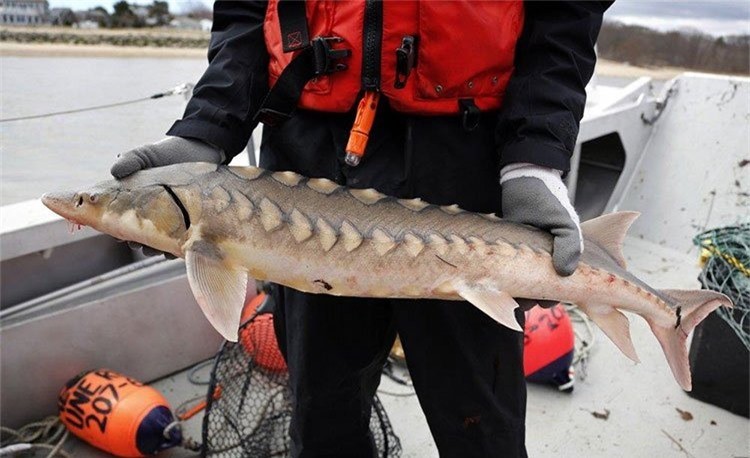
left=63, top=237, right=749, bottom=457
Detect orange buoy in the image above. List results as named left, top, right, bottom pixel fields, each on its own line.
left=239, top=293, right=287, bottom=373
left=523, top=304, right=575, bottom=391
left=58, top=369, right=181, bottom=457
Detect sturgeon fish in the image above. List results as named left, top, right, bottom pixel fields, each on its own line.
left=41, top=163, right=732, bottom=390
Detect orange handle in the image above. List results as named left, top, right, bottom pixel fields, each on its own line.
left=345, top=91, right=380, bottom=166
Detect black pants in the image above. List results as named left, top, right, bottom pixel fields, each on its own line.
left=260, top=103, right=527, bottom=458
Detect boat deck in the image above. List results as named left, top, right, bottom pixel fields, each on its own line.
left=3, top=64, right=748, bottom=458
left=63, top=237, right=749, bottom=457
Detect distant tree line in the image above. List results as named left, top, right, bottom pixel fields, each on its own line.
left=51, top=1, right=211, bottom=28
left=108, top=1, right=169, bottom=27
left=598, top=22, right=750, bottom=75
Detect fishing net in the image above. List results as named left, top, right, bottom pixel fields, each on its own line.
left=200, top=299, right=402, bottom=457
left=693, top=224, right=750, bottom=350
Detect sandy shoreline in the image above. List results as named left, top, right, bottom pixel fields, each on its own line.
left=0, top=42, right=206, bottom=58
left=1, top=41, right=694, bottom=79
left=595, top=59, right=688, bottom=80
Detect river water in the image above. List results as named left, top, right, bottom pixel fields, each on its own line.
left=1, top=55, right=208, bottom=205
left=1, top=55, right=633, bottom=206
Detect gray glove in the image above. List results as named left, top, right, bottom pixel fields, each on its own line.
left=111, top=137, right=225, bottom=257
left=111, top=136, right=224, bottom=179
left=500, top=163, right=583, bottom=277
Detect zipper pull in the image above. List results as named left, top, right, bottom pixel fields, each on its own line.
left=345, top=91, right=380, bottom=167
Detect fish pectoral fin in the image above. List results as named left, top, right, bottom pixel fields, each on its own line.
left=456, top=283, right=523, bottom=332
left=582, top=304, right=640, bottom=363
left=185, top=245, right=247, bottom=342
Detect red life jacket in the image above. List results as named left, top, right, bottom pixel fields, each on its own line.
left=263, top=0, right=524, bottom=115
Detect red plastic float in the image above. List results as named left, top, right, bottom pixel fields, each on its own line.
left=523, top=304, right=575, bottom=391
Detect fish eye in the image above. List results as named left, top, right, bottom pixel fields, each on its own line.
left=89, top=194, right=98, bottom=203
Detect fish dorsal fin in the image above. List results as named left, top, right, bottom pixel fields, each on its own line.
left=185, top=240, right=247, bottom=342
left=456, top=283, right=523, bottom=332
left=580, top=211, right=640, bottom=269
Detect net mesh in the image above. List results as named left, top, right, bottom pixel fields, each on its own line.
left=200, top=309, right=402, bottom=457
left=693, top=224, right=750, bottom=350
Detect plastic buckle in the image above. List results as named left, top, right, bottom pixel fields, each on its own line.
left=311, top=36, right=352, bottom=75
left=395, top=35, right=418, bottom=89
left=458, top=98, right=480, bottom=131
left=254, top=108, right=293, bottom=127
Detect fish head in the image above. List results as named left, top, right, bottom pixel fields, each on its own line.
left=41, top=163, right=218, bottom=257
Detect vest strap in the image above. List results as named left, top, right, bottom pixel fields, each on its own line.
left=255, top=37, right=351, bottom=126
left=278, top=0, right=310, bottom=52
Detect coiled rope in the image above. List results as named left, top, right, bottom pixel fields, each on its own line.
left=0, top=417, right=70, bottom=458
left=565, top=303, right=597, bottom=380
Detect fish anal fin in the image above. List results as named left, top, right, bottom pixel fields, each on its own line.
left=584, top=304, right=640, bottom=363
left=185, top=240, right=247, bottom=342
left=456, top=283, right=523, bottom=332
left=580, top=211, right=639, bottom=269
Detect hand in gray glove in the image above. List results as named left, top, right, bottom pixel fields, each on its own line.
left=111, top=137, right=225, bottom=257
left=111, top=136, right=225, bottom=179
left=500, top=162, right=583, bottom=277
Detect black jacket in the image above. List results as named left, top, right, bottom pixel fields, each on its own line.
left=167, top=0, right=612, bottom=173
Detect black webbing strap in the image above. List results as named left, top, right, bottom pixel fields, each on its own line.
left=278, top=0, right=310, bottom=52
left=255, top=0, right=350, bottom=126
left=254, top=47, right=316, bottom=126
left=254, top=38, right=351, bottom=126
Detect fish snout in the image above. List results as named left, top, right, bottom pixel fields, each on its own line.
left=41, top=190, right=97, bottom=221
left=42, top=190, right=75, bottom=211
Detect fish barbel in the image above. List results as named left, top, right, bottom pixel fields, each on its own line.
left=41, top=163, right=733, bottom=390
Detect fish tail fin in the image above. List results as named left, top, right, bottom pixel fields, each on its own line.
left=648, top=289, right=732, bottom=391
left=580, top=211, right=640, bottom=269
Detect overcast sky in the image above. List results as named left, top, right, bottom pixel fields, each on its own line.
left=48, top=0, right=750, bottom=36
left=607, top=0, right=750, bottom=36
